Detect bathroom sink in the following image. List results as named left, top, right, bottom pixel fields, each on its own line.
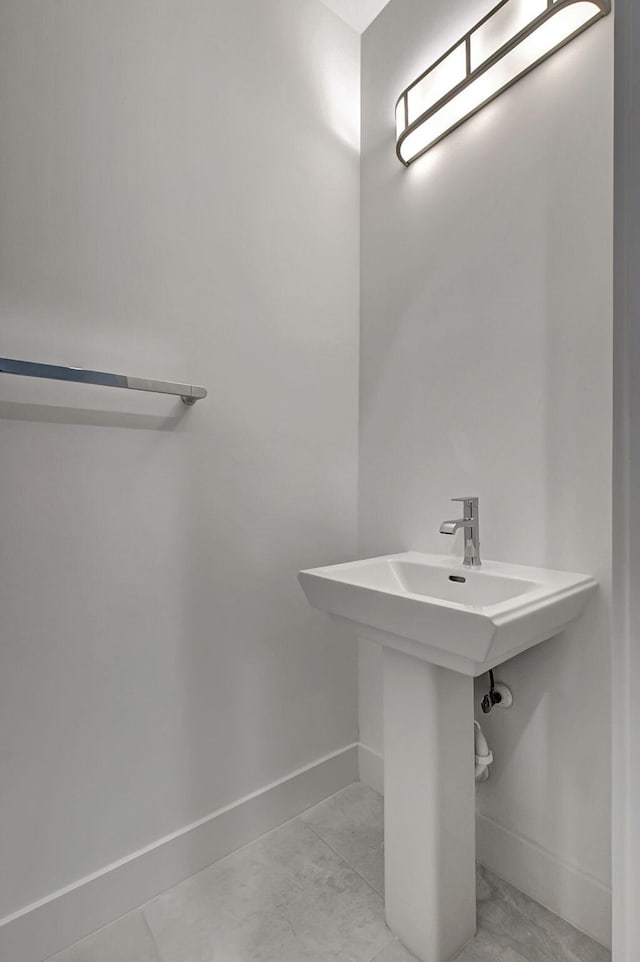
left=299, top=550, right=597, bottom=960
left=299, top=552, right=596, bottom=676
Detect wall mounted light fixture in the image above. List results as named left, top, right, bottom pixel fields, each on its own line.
left=395, top=0, right=610, bottom=166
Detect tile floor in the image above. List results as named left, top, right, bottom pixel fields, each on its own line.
left=47, top=783, right=610, bottom=962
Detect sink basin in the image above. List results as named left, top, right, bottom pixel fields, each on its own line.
left=299, top=552, right=596, bottom=676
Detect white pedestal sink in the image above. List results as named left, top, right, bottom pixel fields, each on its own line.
left=299, top=552, right=596, bottom=962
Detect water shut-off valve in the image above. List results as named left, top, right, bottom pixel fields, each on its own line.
left=481, top=670, right=513, bottom=714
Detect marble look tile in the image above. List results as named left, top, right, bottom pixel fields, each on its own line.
left=455, top=930, right=533, bottom=961
left=46, top=910, right=159, bottom=962
left=473, top=864, right=611, bottom=962
left=371, top=929, right=532, bottom=962
left=370, top=929, right=540, bottom=962
left=48, top=787, right=611, bottom=962
left=144, top=818, right=394, bottom=962
left=301, top=783, right=385, bottom=894
left=370, top=863, right=611, bottom=962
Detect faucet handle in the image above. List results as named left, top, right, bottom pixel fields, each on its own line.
left=451, top=496, right=478, bottom=518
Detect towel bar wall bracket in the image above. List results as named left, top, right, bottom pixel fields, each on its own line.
left=0, top=358, right=207, bottom=405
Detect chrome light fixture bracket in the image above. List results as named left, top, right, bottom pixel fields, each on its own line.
left=395, top=0, right=610, bottom=167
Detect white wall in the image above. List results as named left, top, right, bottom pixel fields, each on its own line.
left=360, top=0, right=612, bottom=945
left=0, top=0, right=359, bottom=932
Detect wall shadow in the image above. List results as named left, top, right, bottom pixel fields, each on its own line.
left=0, top=400, right=187, bottom=431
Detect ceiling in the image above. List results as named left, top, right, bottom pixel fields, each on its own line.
left=319, top=0, right=392, bottom=34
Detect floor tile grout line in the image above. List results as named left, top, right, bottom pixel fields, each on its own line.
left=42, top=907, right=161, bottom=962
left=296, top=814, right=396, bottom=958
left=49, top=794, right=368, bottom=961
left=141, top=907, right=166, bottom=962
left=478, top=866, right=611, bottom=956
left=299, top=818, right=385, bottom=898
left=370, top=937, right=415, bottom=962
left=366, top=933, right=399, bottom=962
left=44, top=813, right=610, bottom=962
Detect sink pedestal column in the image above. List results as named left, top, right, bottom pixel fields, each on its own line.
left=383, top=646, right=476, bottom=962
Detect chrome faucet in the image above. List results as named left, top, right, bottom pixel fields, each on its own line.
left=439, top=497, right=481, bottom=567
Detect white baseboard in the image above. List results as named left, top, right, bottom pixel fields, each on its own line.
left=476, top=812, right=612, bottom=950
left=0, top=744, right=358, bottom=962
left=358, top=742, right=384, bottom=795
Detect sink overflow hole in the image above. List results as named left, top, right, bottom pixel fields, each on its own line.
left=449, top=575, right=466, bottom=584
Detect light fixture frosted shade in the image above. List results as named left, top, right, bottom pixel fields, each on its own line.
left=395, top=0, right=610, bottom=166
